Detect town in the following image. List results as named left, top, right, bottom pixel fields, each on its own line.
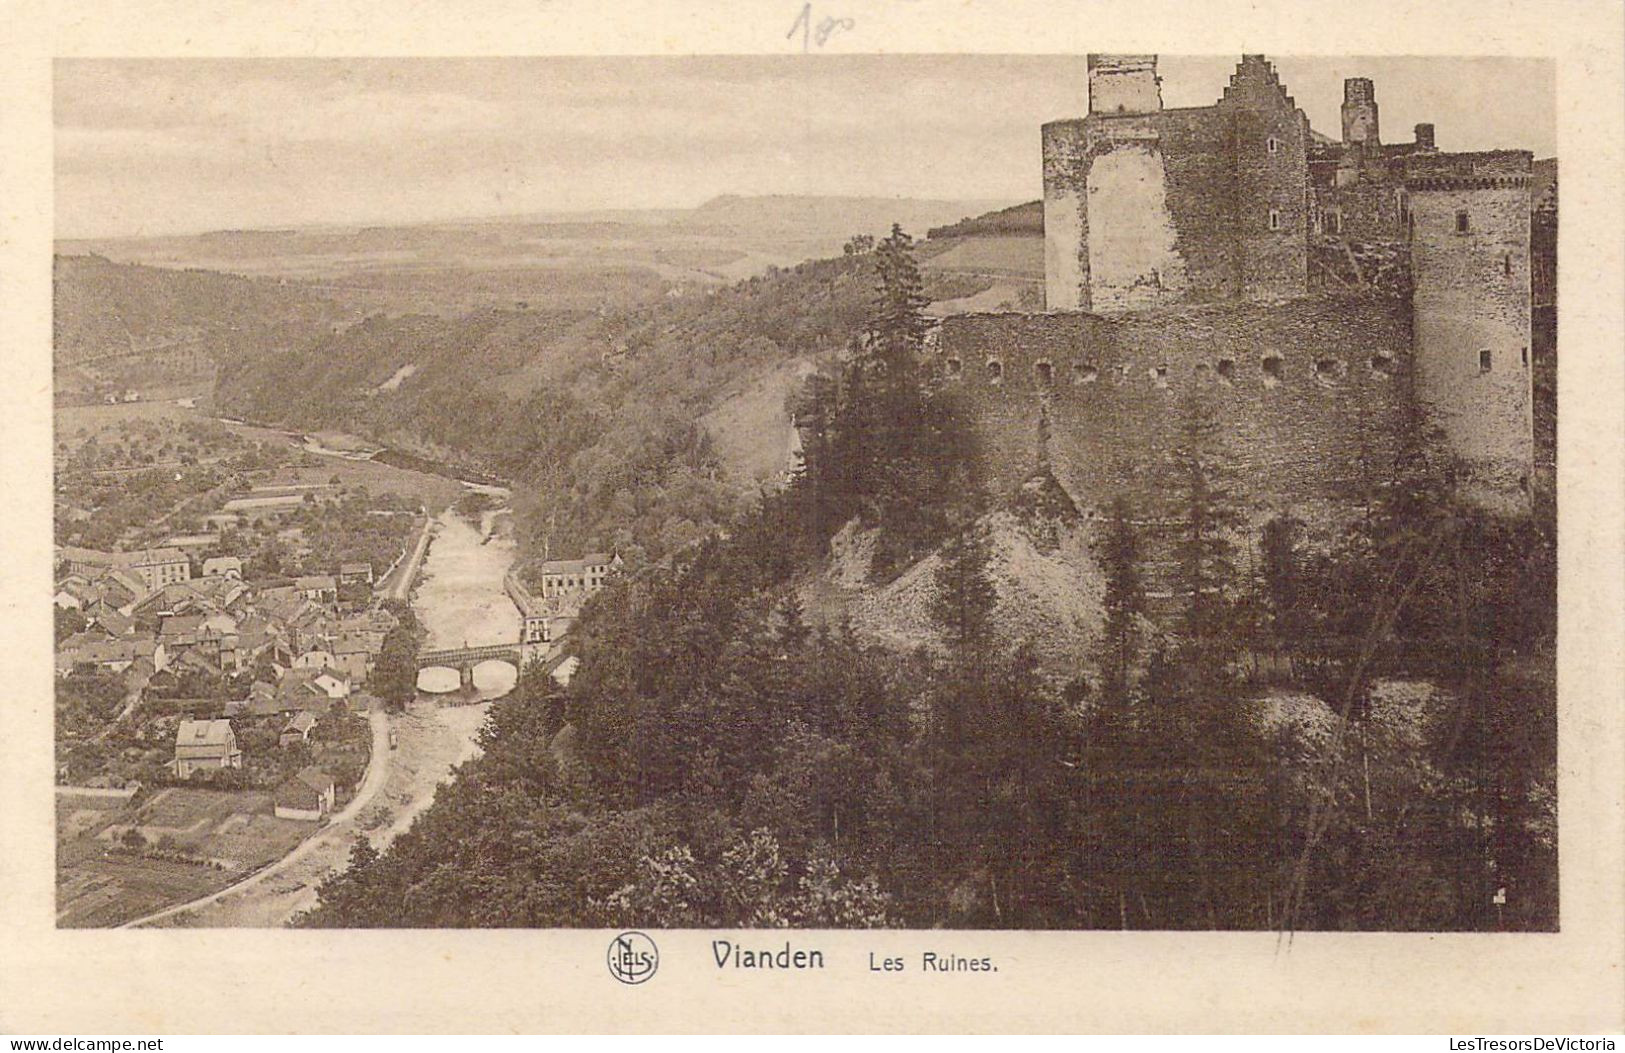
left=52, top=411, right=615, bottom=926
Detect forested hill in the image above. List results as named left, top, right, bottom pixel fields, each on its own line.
left=213, top=249, right=993, bottom=567
left=53, top=253, right=350, bottom=365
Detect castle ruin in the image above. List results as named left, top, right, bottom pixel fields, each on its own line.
left=938, top=55, right=1546, bottom=526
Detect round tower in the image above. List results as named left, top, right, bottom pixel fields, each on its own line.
left=1405, top=151, right=1535, bottom=510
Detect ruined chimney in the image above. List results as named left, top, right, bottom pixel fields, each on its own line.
left=1087, top=54, right=1162, bottom=116
left=1341, top=77, right=1380, bottom=145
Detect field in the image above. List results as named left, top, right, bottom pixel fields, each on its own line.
left=220, top=425, right=471, bottom=513
left=920, top=234, right=1045, bottom=279
left=55, top=786, right=314, bottom=928
left=55, top=399, right=198, bottom=445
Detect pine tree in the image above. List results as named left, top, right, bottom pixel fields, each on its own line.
left=869, top=224, right=930, bottom=379
left=1170, top=397, right=1244, bottom=653
left=1258, top=513, right=1303, bottom=642
left=1097, top=494, right=1145, bottom=706
left=929, top=523, right=996, bottom=663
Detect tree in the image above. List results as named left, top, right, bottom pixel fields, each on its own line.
left=371, top=624, right=418, bottom=712
left=1258, top=514, right=1303, bottom=641
left=1096, top=495, right=1145, bottom=703
left=1168, top=396, right=1244, bottom=653
left=54, top=606, right=87, bottom=644
left=929, top=523, right=996, bottom=663
left=868, top=224, right=929, bottom=377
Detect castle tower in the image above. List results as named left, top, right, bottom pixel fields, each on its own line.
left=1341, top=77, right=1380, bottom=146
left=1405, top=151, right=1535, bottom=510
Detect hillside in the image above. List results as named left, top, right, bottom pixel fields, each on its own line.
left=52, top=254, right=349, bottom=366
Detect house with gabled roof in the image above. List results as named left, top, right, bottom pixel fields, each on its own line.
left=273, top=766, right=336, bottom=821
left=280, top=710, right=319, bottom=746
left=172, top=719, right=242, bottom=778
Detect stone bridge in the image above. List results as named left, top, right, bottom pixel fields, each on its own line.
left=416, top=641, right=530, bottom=690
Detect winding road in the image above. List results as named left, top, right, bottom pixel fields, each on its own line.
left=118, top=707, right=391, bottom=929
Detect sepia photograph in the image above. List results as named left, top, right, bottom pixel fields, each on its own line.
left=42, top=47, right=1567, bottom=937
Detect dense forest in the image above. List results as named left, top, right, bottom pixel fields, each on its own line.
left=214, top=241, right=991, bottom=573
left=302, top=229, right=1556, bottom=931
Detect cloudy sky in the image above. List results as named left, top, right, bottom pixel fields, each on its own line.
left=55, top=55, right=1555, bottom=239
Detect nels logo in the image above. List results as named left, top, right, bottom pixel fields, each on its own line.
left=607, top=931, right=659, bottom=985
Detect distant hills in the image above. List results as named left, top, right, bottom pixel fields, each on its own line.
left=57, top=193, right=1018, bottom=286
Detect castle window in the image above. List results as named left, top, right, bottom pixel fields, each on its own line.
left=1150, top=365, right=1169, bottom=389
left=986, top=359, right=1003, bottom=384
left=1522, top=346, right=1530, bottom=367
left=1503, top=253, right=1512, bottom=276
left=1267, top=137, right=1280, bottom=154
left=1456, top=210, right=1470, bottom=234
left=1369, top=351, right=1395, bottom=376
left=1268, top=209, right=1282, bottom=231
left=1075, top=361, right=1098, bottom=384
left=1035, top=360, right=1054, bottom=387
left=1313, top=357, right=1347, bottom=384
left=1327, top=210, right=1343, bottom=235
left=1261, top=354, right=1284, bottom=387
left=944, top=357, right=962, bottom=379
left=1478, top=349, right=1493, bottom=373
left=1215, top=358, right=1236, bottom=384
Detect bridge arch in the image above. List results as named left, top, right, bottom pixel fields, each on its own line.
left=415, top=642, right=530, bottom=695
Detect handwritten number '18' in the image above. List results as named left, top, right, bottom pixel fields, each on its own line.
left=787, top=3, right=855, bottom=51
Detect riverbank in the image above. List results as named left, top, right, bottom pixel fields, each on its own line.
left=136, top=702, right=487, bottom=928
left=135, top=506, right=513, bottom=927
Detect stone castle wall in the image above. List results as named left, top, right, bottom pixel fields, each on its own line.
left=1044, top=56, right=1311, bottom=314
left=935, top=295, right=1414, bottom=530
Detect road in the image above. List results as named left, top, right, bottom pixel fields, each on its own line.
left=118, top=707, right=391, bottom=929
left=384, top=515, right=436, bottom=601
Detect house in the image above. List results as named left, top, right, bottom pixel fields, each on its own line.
left=331, top=633, right=375, bottom=681
left=338, top=561, right=374, bottom=586
left=311, top=669, right=352, bottom=699
left=171, top=719, right=243, bottom=778
left=56, top=634, right=166, bottom=676
left=238, top=679, right=281, bottom=718
left=272, top=667, right=351, bottom=713
left=516, top=590, right=580, bottom=648
left=293, top=647, right=337, bottom=673
left=295, top=575, right=338, bottom=602
left=98, top=569, right=148, bottom=612
left=202, top=555, right=244, bottom=579
left=280, top=710, right=319, bottom=746
left=162, top=534, right=221, bottom=560
left=58, top=546, right=191, bottom=591
left=53, top=576, right=100, bottom=611
left=175, top=647, right=223, bottom=677
left=273, top=766, right=336, bottom=821
left=537, top=552, right=623, bottom=599
left=82, top=604, right=135, bottom=639
left=338, top=608, right=397, bottom=650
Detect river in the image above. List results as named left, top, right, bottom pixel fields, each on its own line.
left=135, top=424, right=516, bottom=927
left=413, top=509, right=521, bottom=699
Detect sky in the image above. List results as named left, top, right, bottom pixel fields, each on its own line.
left=54, top=55, right=1556, bottom=240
